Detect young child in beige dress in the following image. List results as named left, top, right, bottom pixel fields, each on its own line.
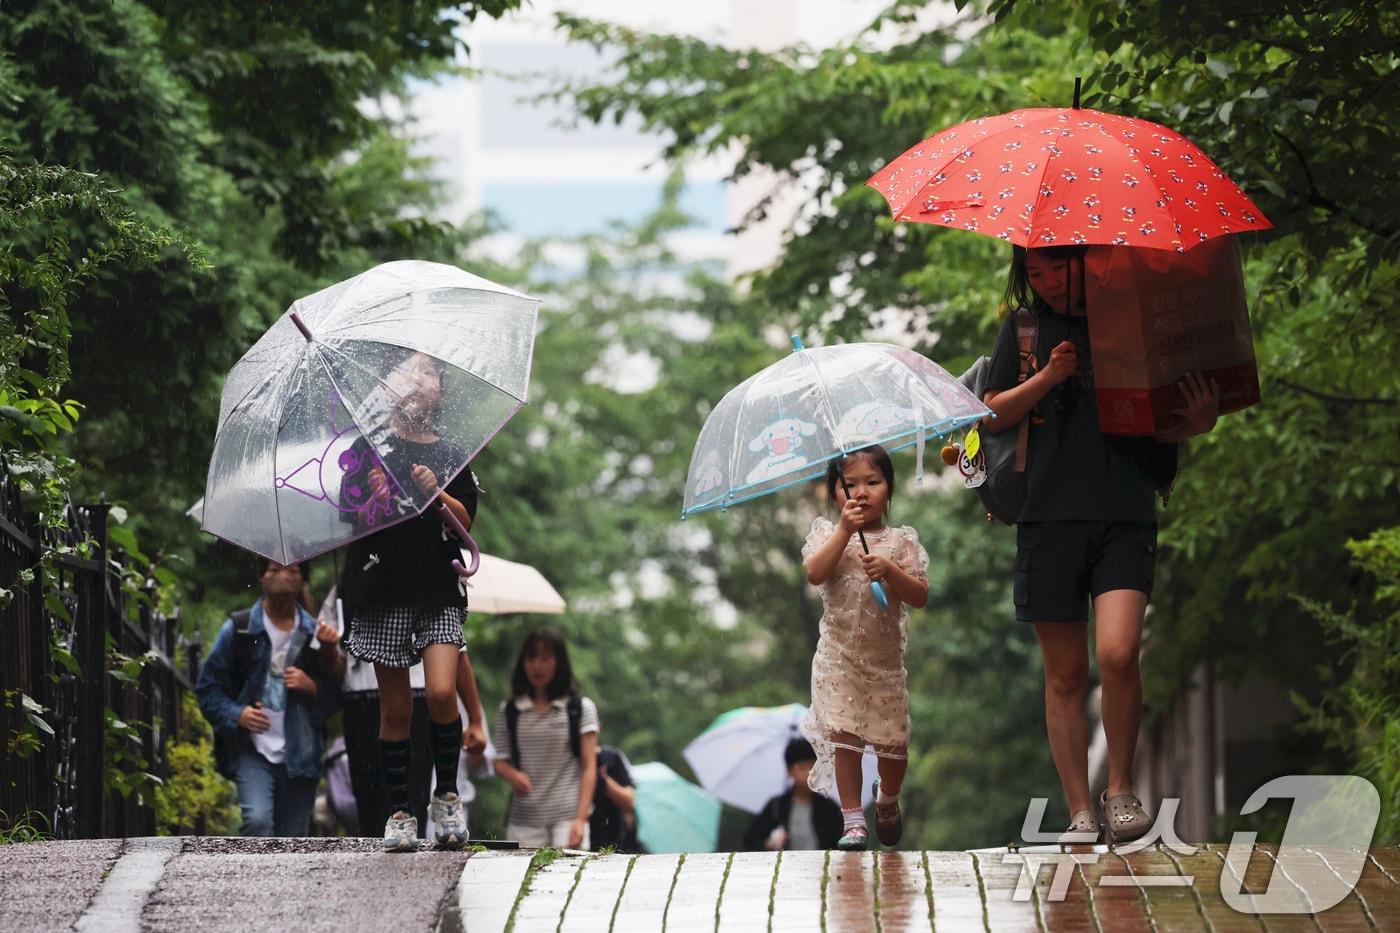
left=801, top=444, right=928, bottom=850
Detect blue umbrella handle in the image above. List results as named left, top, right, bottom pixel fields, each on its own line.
left=436, top=499, right=481, bottom=577
left=870, top=581, right=889, bottom=609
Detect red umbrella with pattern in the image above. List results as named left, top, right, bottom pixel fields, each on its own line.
left=867, top=106, right=1270, bottom=251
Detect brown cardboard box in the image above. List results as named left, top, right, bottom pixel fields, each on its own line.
left=1085, top=236, right=1260, bottom=435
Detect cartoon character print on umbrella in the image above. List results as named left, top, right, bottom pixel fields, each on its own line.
left=745, top=417, right=819, bottom=485
left=835, top=402, right=916, bottom=447
left=273, top=390, right=407, bottom=528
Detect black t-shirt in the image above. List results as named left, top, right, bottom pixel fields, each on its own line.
left=985, top=302, right=1156, bottom=523
left=590, top=746, right=638, bottom=852
left=337, top=435, right=479, bottom=608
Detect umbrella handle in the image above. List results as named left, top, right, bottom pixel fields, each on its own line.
left=436, top=499, right=481, bottom=577
left=870, top=581, right=889, bottom=609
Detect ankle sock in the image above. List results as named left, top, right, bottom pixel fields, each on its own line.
left=380, top=737, right=412, bottom=816
left=877, top=787, right=900, bottom=807
left=841, top=806, right=865, bottom=831
left=430, top=716, right=462, bottom=796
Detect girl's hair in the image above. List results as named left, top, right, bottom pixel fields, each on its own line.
left=1002, top=244, right=1088, bottom=316
left=824, top=445, right=896, bottom=509
left=510, top=628, right=578, bottom=700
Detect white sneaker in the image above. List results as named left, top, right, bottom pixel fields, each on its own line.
left=430, top=792, right=468, bottom=849
left=384, top=810, right=418, bottom=852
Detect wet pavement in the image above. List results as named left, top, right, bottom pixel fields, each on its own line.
left=0, top=840, right=1395, bottom=931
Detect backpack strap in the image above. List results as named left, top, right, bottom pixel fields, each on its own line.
left=505, top=700, right=521, bottom=769
left=1013, top=307, right=1039, bottom=473
left=229, top=608, right=255, bottom=681
left=567, top=693, right=583, bottom=760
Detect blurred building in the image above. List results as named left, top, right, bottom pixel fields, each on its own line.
left=407, top=0, right=894, bottom=273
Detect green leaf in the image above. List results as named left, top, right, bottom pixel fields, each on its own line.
left=44, top=593, right=72, bottom=623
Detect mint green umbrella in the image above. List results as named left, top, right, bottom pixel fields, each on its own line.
left=632, top=762, right=721, bottom=854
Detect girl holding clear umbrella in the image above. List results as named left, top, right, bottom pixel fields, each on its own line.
left=801, top=444, right=929, bottom=851
left=338, top=348, right=481, bottom=852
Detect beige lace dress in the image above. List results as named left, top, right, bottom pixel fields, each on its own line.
left=799, top=516, right=929, bottom=796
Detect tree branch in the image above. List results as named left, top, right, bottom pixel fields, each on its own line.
left=1275, top=131, right=1396, bottom=240
left=1274, top=378, right=1395, bottom=407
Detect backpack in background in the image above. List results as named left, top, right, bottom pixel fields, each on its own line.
left=957, top=307, right=1039, bottom=525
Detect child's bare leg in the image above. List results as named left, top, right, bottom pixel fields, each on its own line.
left=874, top=744, right=908, bottom=796
left=375, top=664, right=412, bottom=741
left=831, top=731, right=864, bottom=811
left=420, top=643, right=461, bottom=724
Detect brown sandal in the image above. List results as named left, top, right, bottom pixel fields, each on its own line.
left=1100, top=790, right=1151, bottom=844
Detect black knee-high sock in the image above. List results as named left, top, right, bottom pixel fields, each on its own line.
left=430, top=717, right=462, bottom=797
left=380, top=738, right=412, bottom=816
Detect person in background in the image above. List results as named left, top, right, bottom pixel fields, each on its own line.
left=742, top=738, right=842, bottom=851
left=492, top=629, right=599, bottom=849
left=197, top=559, right=341, bottom=836
left=590, top=737, right=638, bottom=853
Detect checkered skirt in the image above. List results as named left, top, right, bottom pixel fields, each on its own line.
left=345, top=604, right=466, bottom=668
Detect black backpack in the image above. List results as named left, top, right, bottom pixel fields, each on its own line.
left=505, top=693, right=582, bottom=768
left=958, top=306, right=1039, bottom=525
left=211, top=609, right=255, bottom=778
left=959, top=308, right=1180, bottom=521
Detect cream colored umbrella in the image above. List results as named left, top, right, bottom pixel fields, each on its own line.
left=460, top=550, right=566, bottom=615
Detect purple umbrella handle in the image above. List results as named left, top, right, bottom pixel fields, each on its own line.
left=435, top=499, right=481, bottom=577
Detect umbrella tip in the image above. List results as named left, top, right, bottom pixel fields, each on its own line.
left=1073, top=76, right=1082, bottom=109
left=290, top=311, right=314, bottom=342
left=791, top=334, right=805, bottom=353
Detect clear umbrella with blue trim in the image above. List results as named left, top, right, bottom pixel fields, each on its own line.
left=682, top=337, right=989, bottom=607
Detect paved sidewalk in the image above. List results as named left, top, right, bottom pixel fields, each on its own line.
left=1, top=840, right=1395, bottom=931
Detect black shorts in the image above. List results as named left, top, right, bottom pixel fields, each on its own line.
left=1013, top=521, right=1157, bottom=623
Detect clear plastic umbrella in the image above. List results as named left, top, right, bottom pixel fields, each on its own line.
left=682, top=703, right=879, bottom=812
left=201, top=260, right=539, bottom=574
left=682, top=336, right=989, bottom=604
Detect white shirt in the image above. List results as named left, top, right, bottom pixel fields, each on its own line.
left=252, top=621, right=294, bottom=764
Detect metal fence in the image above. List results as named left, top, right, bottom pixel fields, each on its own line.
left=0, top=473, right=194, bottom=839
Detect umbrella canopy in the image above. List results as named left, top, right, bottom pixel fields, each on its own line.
left=683, top=703, right=878, bottom=813
left=867, top=107, right=1271, bottom=251
left=461, top=551, right=566, bottom=615
left=201, top=261, right=539, bottom=569
left=632, top=762, right=721, bottom=854
left=682, top=339, right=988, bottom=517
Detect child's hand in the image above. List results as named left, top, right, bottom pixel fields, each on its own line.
left=1171, top=371, right=1220, bottom=432
left=837, top=498, right=867, bottom=535
left=1041, top=340, right=1078, bottom=385
left=411, top=463, right=439, bottom=497
left=462, top=722, right=488, bottom=755
left=860, top=552, right=894, bottom=582
left=368, top=466, right=389, bottom=496
left=284, top=666, right=316, bottom=695
left=506, top=770, right=533, bottom=796
left=765, top=827, right=788, bottom=851
left=314, top=619, right=341, bottom=647
left=567, top=818, right=587, bottom=849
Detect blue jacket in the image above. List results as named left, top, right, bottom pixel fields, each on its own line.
left=196, top=600, right=340, bottom=780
